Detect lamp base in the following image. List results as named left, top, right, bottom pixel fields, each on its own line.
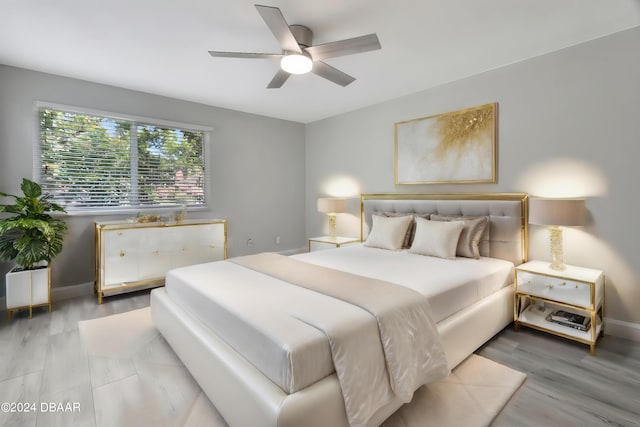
left=549, top=226, right=565, bottom=271
left=328, top=213, right=337, bottom=239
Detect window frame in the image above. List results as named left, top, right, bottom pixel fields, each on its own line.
left=34, top=102, right=213, bottom=216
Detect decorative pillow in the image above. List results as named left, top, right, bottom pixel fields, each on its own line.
left=373, top=211, right=431, bottom=248
left=430, top=215, right=489, bottom=259
left=408, top=218, right=465, bottom=259
left=364, top=214, right=414, bottom=250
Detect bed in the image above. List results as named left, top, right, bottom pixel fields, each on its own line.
left=150, top=193, right=528, bottom=427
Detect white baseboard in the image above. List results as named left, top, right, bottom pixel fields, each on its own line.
left=52, top=281, right=95, bottom=301
left=604, top=317, right=640, bottom=343
left=277, top=246, right=308, bottom=256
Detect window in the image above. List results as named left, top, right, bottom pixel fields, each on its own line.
left=37, top=104, right=210, bottom=212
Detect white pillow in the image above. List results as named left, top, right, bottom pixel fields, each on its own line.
left=430, top=215, right=489, bottom=259
left=408, top=217, right=465, bottom=259
left=364, top=214, right=414, bottom=250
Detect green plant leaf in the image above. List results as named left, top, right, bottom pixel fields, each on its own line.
left=0, top=230, right=20, bottom=262
left=0, top=205, right=22, bottom=214
left=16, top=239, right=49, bottom=269
left=21, top=179, right=42, bottom=198
left=0, top=218, right=21, bottom=235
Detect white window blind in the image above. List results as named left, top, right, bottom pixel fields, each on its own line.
left=38, top=106, right=209, bottom=212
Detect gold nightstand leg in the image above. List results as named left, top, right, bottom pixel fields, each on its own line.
left=590, top=344, right=595, bottom=355
left=29, top=307, right=33, bottom=319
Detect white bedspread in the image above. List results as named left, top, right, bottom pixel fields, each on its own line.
left=294, top=244, right=514, bottom=322
left=230, top=253, right=449, bottom=427
left=164, top=245, right=514, bottom=423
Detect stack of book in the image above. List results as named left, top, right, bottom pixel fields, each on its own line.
left=546, top=310, right=591, bottom=331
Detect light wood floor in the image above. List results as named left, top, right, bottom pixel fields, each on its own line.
left=1, top=290, right=639, bottom=427
left=479, top=323, right=640, bottom=427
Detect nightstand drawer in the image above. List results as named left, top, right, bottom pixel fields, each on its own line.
left=516, top=270, right=592, bottom=308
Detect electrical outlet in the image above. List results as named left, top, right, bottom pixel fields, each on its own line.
left=275, top=236, right=281, bottom=245
left=246, top=238, right=253, bottom=247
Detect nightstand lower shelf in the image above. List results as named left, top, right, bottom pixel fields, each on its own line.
left=516, top=304, right=603, bottom=352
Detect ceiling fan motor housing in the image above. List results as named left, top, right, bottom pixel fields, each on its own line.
left=289, top=25, right=313, bottom=49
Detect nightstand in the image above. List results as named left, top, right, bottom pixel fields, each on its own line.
left=308, top=236, right=360, bottom=252
left=514, top=260, right=604, bottom=354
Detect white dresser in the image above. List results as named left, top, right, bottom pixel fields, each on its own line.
left=95, top=219, right=226, bottom=303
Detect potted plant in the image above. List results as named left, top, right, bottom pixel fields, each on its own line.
left=0, top=178, right=67, bottom=319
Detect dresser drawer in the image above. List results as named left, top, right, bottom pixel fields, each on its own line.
left=517, top=270, right=594, bottom=309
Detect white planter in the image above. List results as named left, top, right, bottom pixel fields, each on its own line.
left=5, top=265, right=51, bottom=319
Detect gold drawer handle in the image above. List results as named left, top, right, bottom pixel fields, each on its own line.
left=120, top=251, right=125, bottom=257
left=209, top=245, right=216, bottom=249
left=545, top=284, right=554, bottom=290
left=559, top=282, right=566, bottom=286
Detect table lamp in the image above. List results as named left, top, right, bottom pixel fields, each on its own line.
left=529, top=198, right=586, bottom=271
left=317, top=198, right=346, bottom=239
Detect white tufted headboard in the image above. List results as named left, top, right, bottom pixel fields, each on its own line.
left=360, top=193, right=529, bottom=265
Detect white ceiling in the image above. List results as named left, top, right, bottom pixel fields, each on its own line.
left=2, top=1, right=639, bottom=123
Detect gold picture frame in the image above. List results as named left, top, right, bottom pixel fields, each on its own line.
left=394, top=103, right=497, bottom=184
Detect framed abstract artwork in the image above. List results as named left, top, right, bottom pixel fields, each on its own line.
left=394, top=103, right=497, bottom=184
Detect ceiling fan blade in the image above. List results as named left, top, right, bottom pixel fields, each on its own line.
left=312, top=61, right=355, bottom=87
left=267, top=69, right=291, bottom=89
left=305, top=33, right=381, bottom=61
left=208, top=51, right=283, bottom=59
left=255, top=5, right=302, bottom=53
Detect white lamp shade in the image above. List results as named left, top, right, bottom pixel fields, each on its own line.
left=317, top=198, right=347, bottom=214
left=529, top=198, right=586, bottom=226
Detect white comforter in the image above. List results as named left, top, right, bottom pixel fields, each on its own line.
left=230, top=253, right=449, bottom=427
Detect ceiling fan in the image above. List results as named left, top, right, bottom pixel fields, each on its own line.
left=208, top=4, right=381, bottom=88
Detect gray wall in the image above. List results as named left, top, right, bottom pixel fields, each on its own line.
left=0, top=65, right=306, bottom=296
left=306, top=27, right=640, bottom=325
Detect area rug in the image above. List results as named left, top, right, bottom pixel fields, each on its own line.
left=79, top=308, right=525, bottom=427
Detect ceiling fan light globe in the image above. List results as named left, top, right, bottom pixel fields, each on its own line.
left=280, top=54, right=312, bottom=74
